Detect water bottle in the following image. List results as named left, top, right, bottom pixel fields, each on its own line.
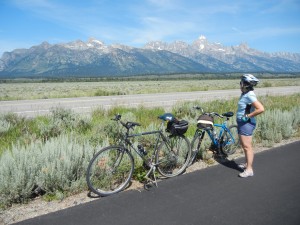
left=212, top=129, right=218, bottom=140
left=137, top=144, right=147, bottom=155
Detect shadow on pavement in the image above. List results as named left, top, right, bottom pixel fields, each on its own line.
left=215, top=157, right=243, bottom=172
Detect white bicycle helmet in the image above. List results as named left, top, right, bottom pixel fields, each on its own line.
left=241, top=74, right=259, bottom=87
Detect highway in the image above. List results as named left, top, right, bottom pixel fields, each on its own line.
left=1, top=86, right=299, bottom=117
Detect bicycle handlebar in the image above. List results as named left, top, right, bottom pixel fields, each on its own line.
left=193, top=106, right=222, bottom=117
left=112, top=114, right=141, bottom=130
left=209, top=112, right=223, bottom=118
left=193, top=106, right=204, bottom=113
left=193, top=106, right=233, bottom=119
left=112, top=114, right=122, bottom=121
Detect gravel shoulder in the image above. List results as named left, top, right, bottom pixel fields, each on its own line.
left=1, top=137, right=300, bottom=225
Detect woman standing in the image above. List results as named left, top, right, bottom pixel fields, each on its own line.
left=237, top=74, right=264, bottom=178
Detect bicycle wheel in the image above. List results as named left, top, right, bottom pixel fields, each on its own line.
left=156, top=135, right=191, bottom=178
left=221, top=125, right=240, bottom=155
left=86, top=145, right=134, bottom=196
left=189, top=130, right=206, bottom=165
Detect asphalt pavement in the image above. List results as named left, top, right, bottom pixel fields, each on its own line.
left=15, top=141, right=300, bottom=225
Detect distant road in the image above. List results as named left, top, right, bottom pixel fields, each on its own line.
left=0, top=86, right=299, bottom=117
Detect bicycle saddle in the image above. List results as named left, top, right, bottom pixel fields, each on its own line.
left=222, top=112, right=234, bottom=117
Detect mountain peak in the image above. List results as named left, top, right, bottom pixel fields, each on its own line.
left=198, top=35, right=207, bottom=40
left=87, top=38, right=104, bottom=47
left=59, top=38, right=106, bottom=50
left=40, top=41, right=51, bottom=49
left=238, top=42, right=249, bottom=50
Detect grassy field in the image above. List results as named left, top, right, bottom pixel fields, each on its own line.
left=0, top=91, right=299, bottom=208
left=1, top=78, right=300, bottom=100
left=0, top=75, right=300, bottom=208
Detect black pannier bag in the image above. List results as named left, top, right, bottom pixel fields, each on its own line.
left=166, top=120, right=189, bottom=135
left=197, top=114, right=214, bottom=129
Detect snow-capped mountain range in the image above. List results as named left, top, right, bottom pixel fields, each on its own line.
left=0, top=36, right=299, bottom=78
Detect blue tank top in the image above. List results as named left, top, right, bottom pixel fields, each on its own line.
left=237, top=91, right=257, bottom=123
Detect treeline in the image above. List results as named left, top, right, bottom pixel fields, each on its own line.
left=1, top=72, right=300, bottom=83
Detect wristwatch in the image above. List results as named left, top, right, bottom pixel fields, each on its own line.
left=242, top=114, right=250, bottom=122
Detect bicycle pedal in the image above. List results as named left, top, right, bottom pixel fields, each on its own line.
left=144, top=167, right=158, bottom=189
left=143, top=178, right=158, bottom=190
left=142, top=161, right=151, bottom=170
left=144, top=182, right=151, bottom=190
left=214, top=153, right=226, bottom=159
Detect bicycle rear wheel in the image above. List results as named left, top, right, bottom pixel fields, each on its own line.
left=221, top=125, right=240, bottom=155
left=86, top=146, right=134, bottom=196
left=189, top=129, right=206, bottom=165
left=156, top=135, right=191, bottom=178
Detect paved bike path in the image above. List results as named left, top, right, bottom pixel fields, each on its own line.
left=15, top=141, right=300, bottom=225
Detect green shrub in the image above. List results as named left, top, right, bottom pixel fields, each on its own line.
left=0, top=117, right=12, bottom=134
left=38, top=107, right=92, bottom=141
left=0, top=114, right=29, bottom=154
left=261, top=81, right=272, bottom=87
left=0, top=135, right=100, bottom=208
left=255, top=107, right=299, bottom=146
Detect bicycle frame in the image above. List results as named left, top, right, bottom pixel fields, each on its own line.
left=200, top=121, right=236, bottom=151
left=127, top=130, right=164, bottom=159
left=121, top=121, right=182, bottom=187
left=122, top=122, right=169, bottom=159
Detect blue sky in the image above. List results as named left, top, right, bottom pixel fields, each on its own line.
left=1, top=0, right=300, bottom=56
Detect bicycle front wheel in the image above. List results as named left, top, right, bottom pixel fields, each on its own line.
left=221, top=125, right=240, bottom=156
left=156, top=135, right=191, bottom=178
left=86, top=146, right=134, bottom=196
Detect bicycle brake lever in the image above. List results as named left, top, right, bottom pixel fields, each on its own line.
left=112, top=114, right=121, bottom=121
left=212, top=112, right=223, bottom=118
left=193, top=106, right=203, bottom=111
left=218, top=114, right=224, bottom=118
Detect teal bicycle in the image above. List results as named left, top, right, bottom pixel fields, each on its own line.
left=189, top=106, right=240, bottom=165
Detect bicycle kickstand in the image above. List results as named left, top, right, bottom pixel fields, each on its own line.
left=144, top=165, right=158, bottom=190
left=214, top=146, right=226, bottom=160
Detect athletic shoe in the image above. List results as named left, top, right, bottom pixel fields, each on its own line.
left=238, top=163, right=247, bottom=169
left=239, top=169, right=254, bottom=178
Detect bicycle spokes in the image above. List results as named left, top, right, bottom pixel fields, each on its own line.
left=156, top=136, right=190, bottom=178
left=87, top=147, right=134, bottom=196
left=221, top=125, right=240, bottom=155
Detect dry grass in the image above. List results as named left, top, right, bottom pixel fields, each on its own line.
left=1, top=78, right=300, bottom=100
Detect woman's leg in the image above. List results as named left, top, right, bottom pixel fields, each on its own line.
left=239, top=134, right=254, bottom=171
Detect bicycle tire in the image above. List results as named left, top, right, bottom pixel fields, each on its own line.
left=86, top=145, right=134, bottom=196
left=156, top=135, right=191, bottom=178
left=221, top=125, right=240, bottom=155
left=188, top=130, right=206, bottom=166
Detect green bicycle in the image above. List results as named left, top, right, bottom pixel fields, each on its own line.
left=86, top=113, right=191, bottom=196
